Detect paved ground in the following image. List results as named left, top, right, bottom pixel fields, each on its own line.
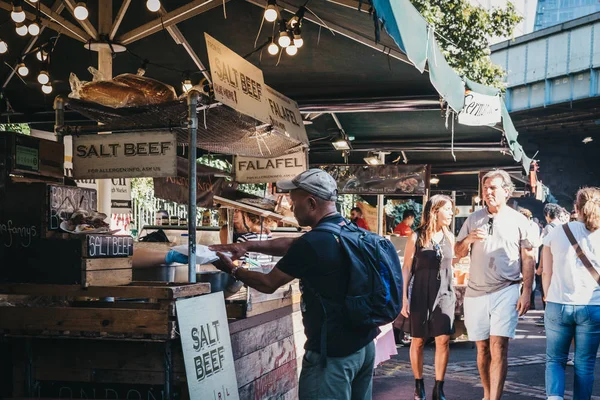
left=372, top=305, right=600, bottom=400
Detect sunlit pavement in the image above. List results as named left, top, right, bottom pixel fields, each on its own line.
left=372, top=309, right=600, bottom=400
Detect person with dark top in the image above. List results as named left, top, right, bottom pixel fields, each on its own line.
left=210, top=169, right=378, bottom=400
left=350, top=206, right=370, bottom=230
left=395, top=209, right=416, bottom=236
left=400, top=195, right=456, bottom=400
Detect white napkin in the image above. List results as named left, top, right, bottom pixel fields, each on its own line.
left=172, top=244, right=232, bottom=265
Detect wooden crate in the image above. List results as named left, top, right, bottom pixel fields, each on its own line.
left=0, top=282, right=210, bottom=340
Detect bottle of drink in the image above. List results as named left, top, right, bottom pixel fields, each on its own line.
left=202, top=210, right=211, bottom=226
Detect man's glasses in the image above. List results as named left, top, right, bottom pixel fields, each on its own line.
left=487, top=217, right=494, bottom=236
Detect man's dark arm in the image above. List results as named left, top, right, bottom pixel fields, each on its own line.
left=210, top=237, right=298, bottom=260
left=213, top=255, right=295, bottom=294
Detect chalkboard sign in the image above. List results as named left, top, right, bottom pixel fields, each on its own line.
left=48, top=185, right=97, bottom=230
left=84, top=234, right=133, bottom=258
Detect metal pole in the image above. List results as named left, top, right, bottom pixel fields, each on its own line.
left=53, top=96, right=65, bottom=144
left=451, top=190, right=456, bottom=235
left=377, top=152, right=385, bottom=236
left=187, top=91, right=200, bottom=283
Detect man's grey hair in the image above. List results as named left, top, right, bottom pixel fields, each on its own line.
left=482, top=169, right=515, bottom=196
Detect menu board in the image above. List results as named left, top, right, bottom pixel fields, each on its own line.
left=320, top=164, right=428, bottom=195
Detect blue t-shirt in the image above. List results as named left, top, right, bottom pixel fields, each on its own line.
left=277, top=214, right=379, bottom=357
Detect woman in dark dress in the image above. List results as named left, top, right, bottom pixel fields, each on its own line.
left=401, top=195, right=456, bottom=400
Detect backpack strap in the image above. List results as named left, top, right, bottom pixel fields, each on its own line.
left=562, top=224, right=600, bottom=286
left=312, top=220, right=348, bottom=235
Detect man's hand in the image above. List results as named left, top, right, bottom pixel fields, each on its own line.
left=516, top=290, right=531, bottom=316
left=209, top=243, right=248, bottom=261
left=467, top=228, right=488, bottom=243
left=213, top=252, right=236, bottom=274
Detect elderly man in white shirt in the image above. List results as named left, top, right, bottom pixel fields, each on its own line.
left=455, top=170, right=536, bottom=400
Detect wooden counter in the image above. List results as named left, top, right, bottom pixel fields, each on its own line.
left=0, top=281, right=306, bottom=399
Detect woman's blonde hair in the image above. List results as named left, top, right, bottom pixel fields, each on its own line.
left=575, top=187, right=600, bottom=232
left=417, top=194, right=453, bottom=248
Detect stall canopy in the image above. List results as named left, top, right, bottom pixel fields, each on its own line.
left=0, top=0, right=531, bottom=178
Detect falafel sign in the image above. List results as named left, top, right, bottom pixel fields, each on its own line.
left=176, top=293, right=239, bottom=400
left=72, top=132, right=177, bottom=179
left=234, top=150, right=307, bottom=184
left=320, top=164, right=427, bottom=195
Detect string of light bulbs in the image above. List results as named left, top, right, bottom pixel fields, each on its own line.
left=14, top=36, right=60, bottom=94
left=260, top=1, right=306, bottom=57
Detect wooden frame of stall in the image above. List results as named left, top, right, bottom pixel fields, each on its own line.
left=0, top=89, right=308, bottom=399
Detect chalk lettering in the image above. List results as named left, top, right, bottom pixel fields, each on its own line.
left=0, top=220, right=38, bottom=248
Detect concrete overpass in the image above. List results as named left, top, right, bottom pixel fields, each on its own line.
left=491, top=13, right=600, bottom=205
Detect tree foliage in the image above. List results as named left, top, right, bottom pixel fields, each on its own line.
left=409, top=0, right=522, bottom=87
left=0, top=123, right=30, bottom=135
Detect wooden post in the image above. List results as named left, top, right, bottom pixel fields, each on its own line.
left=96, top=0, right=113, bottom=216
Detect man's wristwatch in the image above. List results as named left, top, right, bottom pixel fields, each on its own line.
left=230, top=266, right=242, bottom=279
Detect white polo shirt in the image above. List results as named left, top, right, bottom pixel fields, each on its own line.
left=544, top=221, right=600, bottom=305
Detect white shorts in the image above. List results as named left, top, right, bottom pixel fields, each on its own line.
left=464, top=284, right=520, bottom=341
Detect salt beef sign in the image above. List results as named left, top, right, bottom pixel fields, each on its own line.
left=205, top=33, right=270, bottom=123
left=72, top=132, right=177, bottom=180
left=234, top=151, right=307, bottom=184
left=205, top=34, right=308, bottom=145
left=177, top=293, right=239, bottom=400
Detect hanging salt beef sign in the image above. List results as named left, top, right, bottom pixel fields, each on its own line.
left=205, top=33, right=270, bottom=123
left=457, top=90, right=501, bottom=126
left=234, top=150, right=307, bottom=184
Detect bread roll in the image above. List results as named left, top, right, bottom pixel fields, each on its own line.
left=79, top=81, right=147, bottom=108
left=113, top=73, right=177, bottom=104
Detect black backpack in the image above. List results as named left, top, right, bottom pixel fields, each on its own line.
left=308, top=219, right=403, bottom=362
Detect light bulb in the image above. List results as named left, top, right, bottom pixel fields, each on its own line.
left=146, top=0, right=161, bottom=12
left=41, top=84, right=52, bottom=94
left=29, top=0, right=38, bottom=2
left=11, top=6, right=25, bottom=23
left=264, top=7, right=277, bottom=22
left=285, top=45, right=297, bottom=56
left=278, top=32, right=291, bottom=48
left=74, top=2, right=89, bottom=20
left=17, top=63, right=28, bottom=77
left=0, top=40, right=8, bottom=54
left=182, top=79, right=192, bottom=93
left=267, top=42, right=279, bottom=55
left=15, top=23, right=28, bottom=36
left=293, top=37, right=303, bottom=48
left=36, top=50, right=48, bottom=61
left=37, top=70, right=49, bottom=85
left=28, top=22, right=40, bottom=36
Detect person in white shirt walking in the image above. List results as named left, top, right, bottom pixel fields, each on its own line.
left=542, top=187, right=600, bottom=400
left=455, top=170, right=536, bottom=400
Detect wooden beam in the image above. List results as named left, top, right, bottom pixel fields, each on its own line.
left=110, top=0, right=131, bottom=40
left=2, top=0, right=65, bottom=89
left=22, top=0, right=89, bottom=42
left=118, top=0, right=229, bottom=45
left=244, top=0, right=412, bottom=66
left=0, top=1, right=86, bottom=42
left=159, top=6, right=212, bottom=84
left=62, top=0, right=99, bottom=40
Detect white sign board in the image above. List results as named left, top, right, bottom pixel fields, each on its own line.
left=264, top=85, right=308, bottom=145
left=72, top=132, right=177, bottom=179
left=458, top=91, right=501, bottom=126
left=111, top=178, right=132, bottom=215
left=205, top=33, right=269, bottom=123
left=176, top=293, right=239, bottom=400
left=234, top=150, right=307, bottom=184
